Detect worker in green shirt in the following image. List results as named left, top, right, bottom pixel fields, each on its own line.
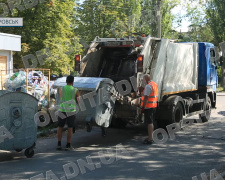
left=57, top=75, right=80, bottom=151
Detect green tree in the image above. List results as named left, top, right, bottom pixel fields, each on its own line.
left=0, top=0, right=82, bottom=75
left=206, top=0, right=225, bottom=90
left=75, top=0, right=141, bottom=41
left=206, top=0, right=225, bottom=45
left=140, top=0, right=179, bottom=38
left=161, top=0, right=179, bottom=38
left=76, top=0, right=179, bottom=42
left=181, top=1, right=213, bottom=42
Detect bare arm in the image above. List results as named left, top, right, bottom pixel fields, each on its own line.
left=142, top=84, right=152, bottom=108
left=75, top=89, right=80, bottom=104
left=142, top=95, right=148, bottom=109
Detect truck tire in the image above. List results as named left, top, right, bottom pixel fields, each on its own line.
left=170, top=102, right=183, bottom=124
left=199, top=97, right=211, bottom=123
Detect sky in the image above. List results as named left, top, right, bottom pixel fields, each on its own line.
left=172, top=5, right=190, bottom=32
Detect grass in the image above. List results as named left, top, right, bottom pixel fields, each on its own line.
left=38, top=123, right=58, bottom=137
left=38, top=123, right=57, bottom=131
left=217, top=86, right=225, bottom=92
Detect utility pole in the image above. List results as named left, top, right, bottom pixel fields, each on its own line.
left=156, top=0, right=162, bottom=38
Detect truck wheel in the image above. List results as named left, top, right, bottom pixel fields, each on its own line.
left=171, top=102, right=183, bottom=124
left=199, top=97, right=211, bottom=123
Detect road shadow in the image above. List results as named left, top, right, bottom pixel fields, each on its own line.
left=218, top=111, right=225, bottom=116
left=0, top=122, right=225, bottom=180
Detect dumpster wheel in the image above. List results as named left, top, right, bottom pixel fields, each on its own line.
left=25, top=148, right=34, bottom=158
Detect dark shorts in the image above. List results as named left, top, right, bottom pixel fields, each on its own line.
left=144, top=108, right=156, bottom=124
left=58, top=112, right=75, bottom=128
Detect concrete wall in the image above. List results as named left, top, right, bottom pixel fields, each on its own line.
left=0, top=33, right=21, bottom=52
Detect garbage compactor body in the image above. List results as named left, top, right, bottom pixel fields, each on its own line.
left=53, top=77, right=116, bottom=128
left=0, top=91, right=38, bottom=158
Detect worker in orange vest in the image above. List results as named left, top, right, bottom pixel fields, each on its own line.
left=141, top=74, right=158, bottom=145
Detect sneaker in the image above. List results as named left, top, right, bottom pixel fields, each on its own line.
left=65, top=145, right=74, bottom=151
left=57, top=145, right=62, bottom=150
left=143, top=138, right=154, bottom=145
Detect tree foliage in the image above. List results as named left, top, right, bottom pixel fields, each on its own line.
left=206, top=0, right=225, bottom=45
left=175, top=0, right=212, bottom=42
left=205, top=0, right=225, bottom=89
left=0, top=0, right=183, bottom=75
left=76, top=0, right=178, bottom=43
left=0, top=0, right=81, bottom=75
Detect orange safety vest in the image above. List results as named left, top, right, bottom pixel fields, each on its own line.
left=141, top=81, right=158, bottom=108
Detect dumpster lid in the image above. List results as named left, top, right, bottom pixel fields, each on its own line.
left=53, top=77, right=114, bottom=91
left=0, top=90, right=10, bottom=96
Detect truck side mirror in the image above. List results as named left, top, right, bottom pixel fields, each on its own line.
left=219, top=56, right=224, bottom=66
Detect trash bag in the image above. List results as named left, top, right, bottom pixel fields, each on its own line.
left=4, top=71, right=26, bottom=91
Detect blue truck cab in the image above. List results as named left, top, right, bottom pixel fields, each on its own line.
left=197, top=42, right=218, bottom=109
left=180, top=42, right=218, bottom=109
left=198, top=42, right=218, bottom=92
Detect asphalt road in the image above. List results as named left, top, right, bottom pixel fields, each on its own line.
left=0, top=93, right=225, bottom=180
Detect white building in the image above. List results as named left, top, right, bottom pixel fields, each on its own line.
left=0, top=33, right=21, bottom=89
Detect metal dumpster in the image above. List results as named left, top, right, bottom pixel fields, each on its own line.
left=53, top=77, right=116, bottom=129
left=0, top=91, right=38, bottom=158
left=0, top=90, right=9, bottom=96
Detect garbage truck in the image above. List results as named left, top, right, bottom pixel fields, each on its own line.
left=53, top=36, right=220, bottom=130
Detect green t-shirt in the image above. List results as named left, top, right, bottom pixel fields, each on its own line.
left=59, top=85, right=77, bottom=112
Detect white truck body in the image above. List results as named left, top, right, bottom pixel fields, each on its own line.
left=139, top=38, right=199, bottom=101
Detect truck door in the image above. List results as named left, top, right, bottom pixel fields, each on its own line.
left=209, top=48, right=217, bottom=88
